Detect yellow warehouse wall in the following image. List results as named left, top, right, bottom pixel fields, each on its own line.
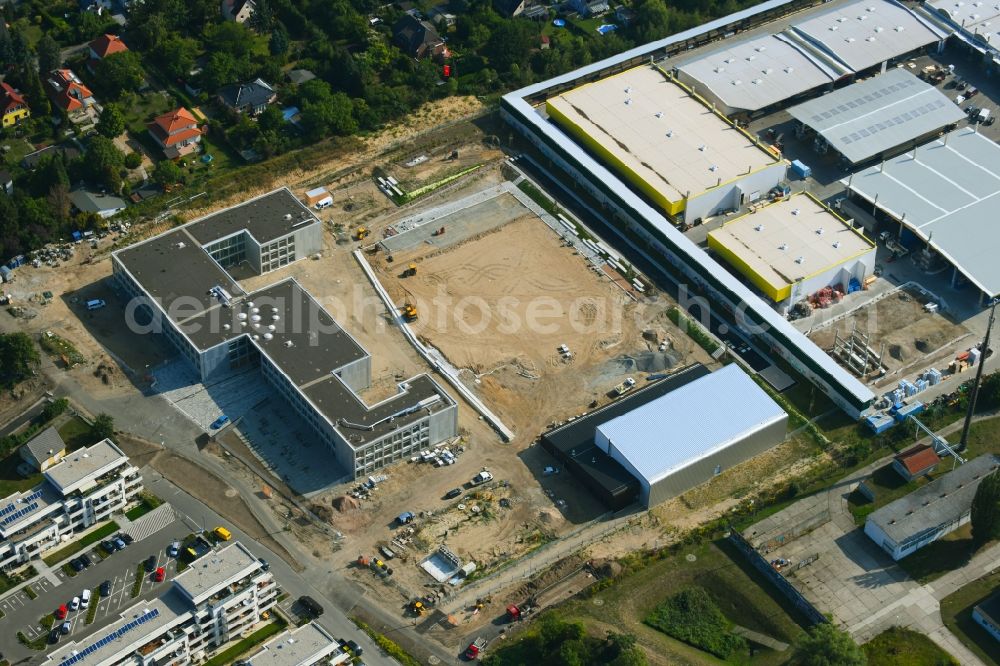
left=707, top=233, right=789, bottom=302
left=545, top=100, right=685, bottom=217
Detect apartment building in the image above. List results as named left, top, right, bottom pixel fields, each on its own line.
left=0, top=439, right=142, bottom=570
left=243, top=622, right=350, bottom=666
left=46, top=542, right=280, bottom=666
left=111, top=188, right=457, bottom=479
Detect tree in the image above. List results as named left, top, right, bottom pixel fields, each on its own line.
left=249, top=0, right=274, bottom=33
left=0, top=332, right=40, bottom=388
left=298, top=80, right=357, bottom=139
left=87, top=136, right=126, bottom=190
left=485, top=21, right=535, bottom=73
left=36, top=34, right=62, bottom=75
left=96, top=51, right=145, bottom=99
left=0, top=18, right=13, bottom=65
left=97, top=103, right=126, bottom=138
left=152, top=159, right=183, bottom=188
left=124, top=152, right=142, bottom=169
left=154, top=35, right=199, bottom=80
left=792, top=624, right=865, bottom=666
left=972, top=471, right=1000, bottom=549
left=268, top=24, right=289, bottom=56
left=92, top=413, right=115, bottom=441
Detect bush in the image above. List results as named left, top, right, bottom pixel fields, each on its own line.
left=124, top=152, right=142, bottom=169
left=644, top=587, right=746, bottom=659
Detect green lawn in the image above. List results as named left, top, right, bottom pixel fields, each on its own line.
left=58, top=416, right=97, bottom=451
left=848, top=463, right=937, bottom=525
left=963, top=416, right=1000, bottom=458
left=1, top=138, right=36, bottom=167
left=941, top=568, right=1000, bottom=666
left=121, top=90, right=177, bottom=136
left=202, top=618, right=286, bottom=666
left=0, top=449, right=42, bottom=498
left=863, top=627, right=958, bottom=665
left=42, top=521, right=119, bottom=566
left=555, top=540, right=807, bottom=665
left=125, top=493, right=163, bottom=520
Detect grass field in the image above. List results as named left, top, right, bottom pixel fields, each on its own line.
left=941, top=569, right=1000, bottom=666
left=0, top=449, right=41, bottom=498
left=58, top=416, right=98, bottom=450
left=848, top=463, right=937, bottom=525
left=557, top=540, right=806, bottom=665
left=863, top=627, right=958, bottom=665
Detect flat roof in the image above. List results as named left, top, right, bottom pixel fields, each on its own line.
left=926, top=0, right=1000, bottom=41
left=114, top=227, right=245, bottom=324
left=545, top=66, right=777, bottom=203
left=868, top=454, right=1000, bottom=544
left=596, top=365, right=787, bottom=486
left=47, top=595, right=188, bottom=666
left=246, top=622, right=345, bottom=666
left=975, top=591, right=1000, bottom=629
left=0, top=483, right=61, bottom=538
left=844, top=126, right=1000, bottom=296
left=708, top=194, right=874, bottom=295
left=183, top=278, right=367, bottom=384
left=185, top=187, right=318, bottom=246
left=675, top=33, right=839, bottom=113
left=44, top=439, right=128, bottom=495
left=788, top=68, right=963, bottom=163
left=305, top=373, right=454, bottom=447
left=786, top=0, right=947, bottom=73
left=172, top=541, right=262, bottom=605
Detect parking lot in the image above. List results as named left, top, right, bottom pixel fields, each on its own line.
left=0, top=518, right=192, bottom=662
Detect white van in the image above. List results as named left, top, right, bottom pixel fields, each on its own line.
left=85, top=299, right=106, bottom=311
left=81, top=589, right=91, bottom=609
left=314, top=196, right=334, bottom=210
left=977, top=108, right=991, bottom=124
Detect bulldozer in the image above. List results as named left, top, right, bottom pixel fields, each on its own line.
left=404, top=263, right=417, bottom=277
left=355, top=226, right=370, bottom=241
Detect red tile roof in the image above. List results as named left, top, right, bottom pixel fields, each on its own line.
left=47, top=70, right=94, bottom=112
left=89, top=34, right=128, bottom=59
left=895, top=445, right=941, bottom=476
left=148, top=108, right=202, bottom=146
left=1, top=81, right=26, bottom=114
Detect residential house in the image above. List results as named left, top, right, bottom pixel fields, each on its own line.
left=493, top=0, right=525, bottom=17
left=615, top=5, right=636, bottom=25
left=87, top=33, right=128, bottom=72
left=1, top=81, right=30, bottom=128
left=147, top=107, right=203, bottom=159
left=19, top=427, right=66, bottom=472
left=892, top=444, right=941, bottom=482
left=974, top=592, right=1000, bottom=643
left=69, top=190, right=128, bottom=218
left=222, top=0, right=255, bottom=22
left=568, top=0, right=609, bottom=16
left=217, top=78, right=277, bottom=117
left=0, top=170, right=11, bottom=195
left=393, top=15, right=447, bottom=60
left=46, top=69, right=96, bottom=121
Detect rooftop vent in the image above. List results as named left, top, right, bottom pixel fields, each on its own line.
left=838, top=16, right=848, bottom=22
left=784, top=67, right=795, bottom=74
left=175, top=241, right=186, bottom=249
left=795, top=256, right=804, bottom=264
left=263, top=333, right=273, bottom=341
left=830, top=25, right=839, bottom=31
left=284, top=340, right=294, bottom=348
left=624, top=86, right=632, bottom=94
left=624, top=97, right=632, bottom=105
left=655, top=111, right=663, bottom=118
left=709, top=165, right=718, bottom=172
left=866, top=36, right=876, bottom=42
left=223, top=324, right=231, bottom=331
left=283, top=213, right=292, bottom=220
left=875, top=25, right=884, bottom=32
left=731, top=79, right=742, bottom=86
left=714, top=66, right=725, bottom=73
left=895, top=25, right=905, bottom=31
left=815, top=226, right=823, bottom=234
left=752, top=78, right=763, bottom=85
left=833, top=241, right=841, bottom=249
left=779, top=243, right=788, bottom=251
left=699, top=144, right=707, bottom=152
left=792, top=208, right=801, bottom=216
left=724, top=57, right=735, bottom=64
left=754, top=224, right=764, bottom=231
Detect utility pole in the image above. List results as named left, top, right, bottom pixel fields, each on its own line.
left=960, top=297, right=999, bottom=449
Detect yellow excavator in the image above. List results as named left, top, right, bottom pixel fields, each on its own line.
left=355, top=226, right=370, bottom=241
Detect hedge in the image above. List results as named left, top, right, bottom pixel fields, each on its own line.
left=644, top=587, right=746, bottom=659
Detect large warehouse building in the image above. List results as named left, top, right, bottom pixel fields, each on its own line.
left=545, top=65, right=787, bottom=223
left=502, top=0, right=877, bottom=418
left=925, top=0, right=1000, bottom=62
left=788, top=68, right=964, bottom=166
left=708, top=193, right=876, bottom=311
left=844, top=126, right=1000, bottom=301
left=674, top=33, right=842, bottom=119
left=542, top=365, right=787, bottom=509
left=782, top=0, right=948, bottom=75
left=112, top=188, right=458, bottom=479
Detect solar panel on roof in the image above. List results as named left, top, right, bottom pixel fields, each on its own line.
left=0, top=503, right=17, bottom=517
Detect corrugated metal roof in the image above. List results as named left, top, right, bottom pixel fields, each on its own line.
left=788, top=68, right=964, bottom=163
left=676, top=33, right=839, bottom=113
left=595, top=365, right=787, bottom=486
left=786, top=0, right=948, bottom=74
left=844, top=126, right=1000, bottom=296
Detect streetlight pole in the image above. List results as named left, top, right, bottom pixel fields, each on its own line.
left=959, top=297, right=999, bottom=449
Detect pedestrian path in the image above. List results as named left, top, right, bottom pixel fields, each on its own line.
left=32, top=558, right=62, bottom=587
left=122, top=504, right=176, bottom=542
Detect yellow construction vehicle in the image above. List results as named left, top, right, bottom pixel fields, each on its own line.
left=355, top=226, right=370, bottom=241
left=401, top=302, right=418, bottom=321
left=405, top=263, right=417, bottom=277
left=410, top=600, right=426, bottom=616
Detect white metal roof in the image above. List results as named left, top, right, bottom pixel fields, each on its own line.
left=595, top=365, right=787, bottom=486
left=927, top=0, right=1000, bottom=45
left=545, top=66, right=777, bottom=202
left=844, top=126, right=1000, bottom=296
left=788, top=68, right=964, bottom=163
left=787, top=0, right=947, bottom=73
left=709, top=194, right=874, bottom=294
left=675, top=33, right=839, bottom=113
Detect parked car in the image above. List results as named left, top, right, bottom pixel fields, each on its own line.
left=81, top=589, right=91, bottom=609
left=55, top=604, right=68, bottom=620
left=79, top=553, right=93, bottom=568
left=258, top=558, right=269, bottom=571
left=154, top=567, right=165, bottom=582
left=298, top=595, right=324, bottom=617
left=60, top=621, right=71, bottom=634
left=145, top=555, right=157, bottom=572
left=120, top=533, right=134, bottom=545
left=211, top=415, right=230, bottom=429
left=113, top=536, right=127, bottom=550
left=101, top=540, right=117, bottom=553
left=49, top=628, right=60, bottom=644
left=213, top=526, right=232, bottom=541
left=69, top=558, right=85, bottom=573
left=167, top=542, right=180, bottom=558
left=69, top=597, right=80, bottom=611
left=100, top=580, right=111, bottom=596
left=444, top=488, right=462, bottom=500
left=346, top=640, right=363, bottom=656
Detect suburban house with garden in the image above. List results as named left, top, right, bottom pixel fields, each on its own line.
left=222, top=0, right=255, bottom=22
left=19, top=426, right=67, bottom=472
left=147, top=107, right=203, bottom=159
left=87, top=33, right=129, bottom=72
left=217, top=78, right=277, bottom=117
left=393, top=15, right=447, bottom=60
left=46, top=69, right=97, bottom=123
left=1, top=81, right=30, bottom=128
